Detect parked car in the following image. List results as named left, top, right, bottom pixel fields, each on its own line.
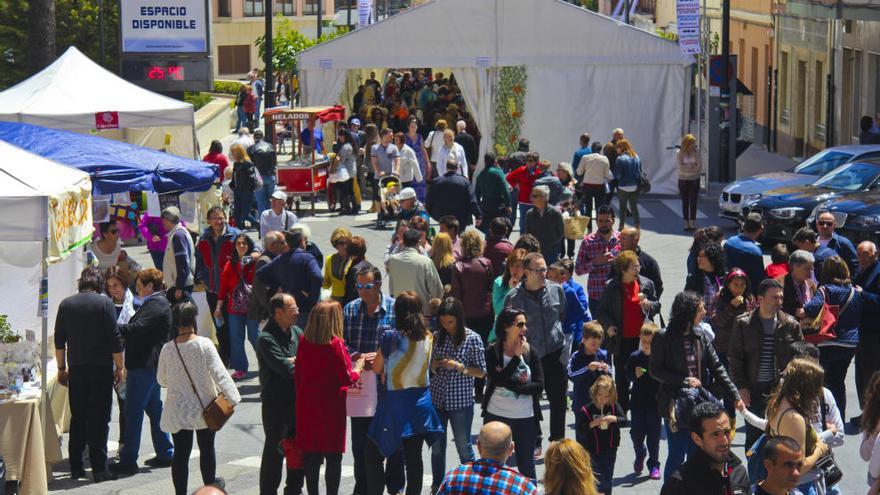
left=719, top=145, right=880, bottom=221
left=740, top=158, right=880, bottom=242
left=808, top=192, right=880, bottom=246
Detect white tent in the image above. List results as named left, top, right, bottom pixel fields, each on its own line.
left=0, top=47, right=197, bottom=158
left=297, top=0, right=694, bottom=193
left=0, top=141, right=92, bottom=339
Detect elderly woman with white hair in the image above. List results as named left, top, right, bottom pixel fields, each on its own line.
left=782, top=249, right=816, bottom=319
left=437, top=129, right=468, bottom=179
left=525, top=185, right=565, bottom=265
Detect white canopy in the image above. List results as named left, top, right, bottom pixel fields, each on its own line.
left=0, top=141, right=92, bottom=337
left=0, top=47, right=196, bottom=157
left=298, top=0, right=694, bottom=193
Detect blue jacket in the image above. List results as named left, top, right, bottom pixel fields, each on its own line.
left=825, top=233, right=859, bottom=276
left=567, top=346, right=611, bottom=414
left=256, top=247, right=323, bottom=315
left=426, top=171, right=482, bottom=227
left=723, top=234, right=765, bottom=293
left=804, top=283, right=880, bottom=346
left=562, top=279, right=591, bottom=342
left=572, top=146, right=591, bottom=180
left=813, top=245, right=837, bottom=282
left=613, top=154, right=642, bottom=188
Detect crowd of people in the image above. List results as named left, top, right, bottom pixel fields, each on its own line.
left=49, top=68, right=880, bottom=495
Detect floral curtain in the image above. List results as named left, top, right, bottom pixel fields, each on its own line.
left=492, top=66, right=527, bottom=156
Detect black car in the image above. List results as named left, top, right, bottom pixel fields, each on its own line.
left=741, top=159, right=880, bottom=242
left=810, top=191, right=880, bottom=246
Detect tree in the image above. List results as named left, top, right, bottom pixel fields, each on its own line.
left=255, top=18, right=342, bottom=76
left=56, top=0, right=120, bottom=71
left=0, top=0, right=29, bottom=89
left=27, top=0, right=56, bottom=73
left=579, top=0, right=598, bottom=11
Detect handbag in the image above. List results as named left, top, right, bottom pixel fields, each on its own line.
left=814, top=453, right=843, bottom=486
left=637, top=159, right=652, bottom=193
left=174, top=341, right=235, bottom=431
left=564, top=212, right=590, bottom=240
left=800, top=287, right=854, bottom=344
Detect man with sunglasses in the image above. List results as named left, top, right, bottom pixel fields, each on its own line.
left=503, top=252, right=567, bottom=455
left=342, top=266, right=405, bottom=495
left=815, top=210, right=859, bottom=276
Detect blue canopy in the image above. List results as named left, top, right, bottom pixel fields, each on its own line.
left=0, top=122, right=216, bottom=195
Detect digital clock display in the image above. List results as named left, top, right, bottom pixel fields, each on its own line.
left=121, top=58, right=212, bottom=91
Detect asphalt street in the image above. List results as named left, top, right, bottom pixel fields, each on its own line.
left=47, top=193, right=870, bottom=495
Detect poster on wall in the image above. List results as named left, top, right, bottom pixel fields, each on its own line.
left=676, top=0, right=701, bottom=55
left=357, top=0, right=372, bottom=29
left=120, top=0, right=208, bottom=53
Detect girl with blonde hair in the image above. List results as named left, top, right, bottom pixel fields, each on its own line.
left=612, top=139, right=642, bottom=231
left=544, top=439, right=599, bottom=495
left=677, top=134, right=701, bottom=231
left=431, top=232, right=455, bottom=289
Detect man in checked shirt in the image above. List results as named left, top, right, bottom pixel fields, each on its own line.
left=575, top=204, right=620, bottom=316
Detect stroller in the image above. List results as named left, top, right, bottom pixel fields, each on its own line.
left=375, top=174, right=401, bottom=229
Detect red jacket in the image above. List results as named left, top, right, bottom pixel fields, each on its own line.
left=195, top=227, right=239, bottom=294
left=295, top=336, right=359, bottom=453
left=218, top=259, right=255, bottom=315
left=203, top=151, right=229, bottom=181
left=506, top=165, right=541, bottom=204
left=244, top=92, right=257, bottom=113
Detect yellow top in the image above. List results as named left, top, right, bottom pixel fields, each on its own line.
left=323, top=253, right=350, bottom=298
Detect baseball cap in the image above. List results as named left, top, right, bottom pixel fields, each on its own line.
left=350, top=118, right=361, bottom=126
left=271, top=190, right=287, bottom=201
left=399, top=187, right=417, bottom=201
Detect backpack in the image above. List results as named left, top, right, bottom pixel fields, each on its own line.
left=230, top=262, right=253, bottom=313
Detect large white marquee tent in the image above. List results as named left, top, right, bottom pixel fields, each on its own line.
left=298, top=0, right=694, bottom=194
left=0, top=46, right=197, bottom=158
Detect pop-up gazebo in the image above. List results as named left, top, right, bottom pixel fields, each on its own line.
left=297, top=0, right=694, bottom=193
left=0, top=46, right=197, bottom=158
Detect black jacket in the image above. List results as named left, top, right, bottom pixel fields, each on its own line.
left=650, top=325, right=739, bottom=419
left=118, top=292, right=172, bottom=370
left=525, top=206, right=564, bottom=259
left=482, top=343, right=544, bottom=420
left=660, top=449, right=750, bottom=495
left=597, top=275, right=660, bottom=356
left=727, top=309, right=803, bottom=391
left=248, top=252, right=276, bottom=321
left=455, top=131, right=478, bottom=166
left=248, top=139, right=278, bottom=176
left=426, top=171, right=482, bottom=227
left=781, top=273, right=815, bottom=318
left=255, top=318, right=304, bottom=405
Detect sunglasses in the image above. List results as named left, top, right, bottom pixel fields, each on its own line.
left=356, top=283, right=378, bottom=290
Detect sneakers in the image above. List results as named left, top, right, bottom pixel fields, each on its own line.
left=108, top=461, right=138, bottom=476
left=231, top=370, right=247, bottom=380
left=633, top=456, right=645, bottom=475
left=649, top=467, right=661, bottom=480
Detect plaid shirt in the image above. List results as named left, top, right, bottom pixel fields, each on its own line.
left=575, top=230, right=620, bottom=300
left=430, top=328, right=487, bottom=411
left=343, top=295, right=396, bottom=355
left=437, top=458, right=537, bottom=495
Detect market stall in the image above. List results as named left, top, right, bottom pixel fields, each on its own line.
left=263, top=105, right=346, bottom=212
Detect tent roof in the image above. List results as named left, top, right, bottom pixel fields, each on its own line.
left=0, top=122, right=216, bottom=196
left=0, top=140, right=91, bottom=198
left=298, top=0, right=693, bottom=70
left=0, top=46, right=194, bottom=130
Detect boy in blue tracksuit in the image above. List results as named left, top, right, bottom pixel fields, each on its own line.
left=626, top=322, right=662, bottom=479
left=568, top=321, right=612, bottom=444
left=549, top=260, right=591, bottom=350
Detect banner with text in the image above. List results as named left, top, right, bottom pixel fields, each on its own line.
left=676, top=0, right=701, bottom=55
left=357, top=0, right=372, bottom=29
left=121, top=0, right=208, bottom=53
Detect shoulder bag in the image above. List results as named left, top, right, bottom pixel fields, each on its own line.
left=230, top=263, right=253, bottom=314
left=174, top=341, right=235, bottom=431
left=815, top=393, right=844, bottom=486
left=636, top=157, right=652, bottom=193
left=801, top=286, right=854, bottom=344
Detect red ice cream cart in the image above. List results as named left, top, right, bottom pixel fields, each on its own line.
left=263, top=105, right=346, bottom=213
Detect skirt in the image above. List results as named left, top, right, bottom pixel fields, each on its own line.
left=367, top=387, right=444, bottom=458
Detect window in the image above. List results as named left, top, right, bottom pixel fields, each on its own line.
left=218, top=45, right=251, bottom=75
left=244, top=0, right=264, bottom=17
left=814, top=60, right=824, bottom=140
left=780, top=51, right=790, bottom=125
left=335, top=0, right=352, bottom=9
left=303, top=0, right=325, bottom=15
left=853, top=49, right=863, bottom=141
left=275, top=0, right=295, bottom=15
left=218, top=0, right=231, bottom=17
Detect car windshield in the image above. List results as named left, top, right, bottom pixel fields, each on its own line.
left=812, top=162, right=880, bottom=191
left=792, top=150, right=854, bottom=175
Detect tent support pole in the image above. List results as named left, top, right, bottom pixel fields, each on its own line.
left=40, top=199, right=50, bottom=472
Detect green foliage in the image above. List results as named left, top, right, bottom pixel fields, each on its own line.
left=0, top=315, right=20, bottom=343
left=255, top=19, right=343, bottom=75
left=214, top=80, right=243, bottom=94
left=184, top=92, right=213, bottom=111
left=656, top=29, right=679, bottom=42
left=0, top=0, right=29, bottom=90
left=579, top=0, right=598, bottom=11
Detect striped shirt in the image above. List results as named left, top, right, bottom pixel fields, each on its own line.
left=756, top=316, right=776, bottom=384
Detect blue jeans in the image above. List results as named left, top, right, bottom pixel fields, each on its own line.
left=235, top=107, right=247, bottom=131
left=255, top=98, right=262, bottom=121
left=663, top=420, right=696, bottom=481
left=431, top=406, right=475, bottom=486
left=254, top=174, right=276, bottom=220
left=819, top=345, right=856, bottom=420
left=589, top=450, right=617, bottom=494
left=228, top=313, right=259, bottom=372
left=630, top=406, right=662, bottom=470
left=232, top=188, right=256, bottom=229
left=119, top=368, right=174, bottom=466
left=517, top=203, right=532, bottom=234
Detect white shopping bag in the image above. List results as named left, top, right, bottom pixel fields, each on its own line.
left=346, top=370, right=378, bottom=417
left=192, top=290, right=219, bottom=345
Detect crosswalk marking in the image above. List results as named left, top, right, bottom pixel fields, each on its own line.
left=610, top=203, right=654, bottom=219
left=660, top=199, right=707, bottom=219
left=340, top=462, right=433, bottom=486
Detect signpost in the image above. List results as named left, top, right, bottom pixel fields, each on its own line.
left=118, top=0, right=213, bottom=92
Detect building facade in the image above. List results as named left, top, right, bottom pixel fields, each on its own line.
left=730, top=0, right=774, bottom=147
left=838, top=20, right=880, bottom=145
